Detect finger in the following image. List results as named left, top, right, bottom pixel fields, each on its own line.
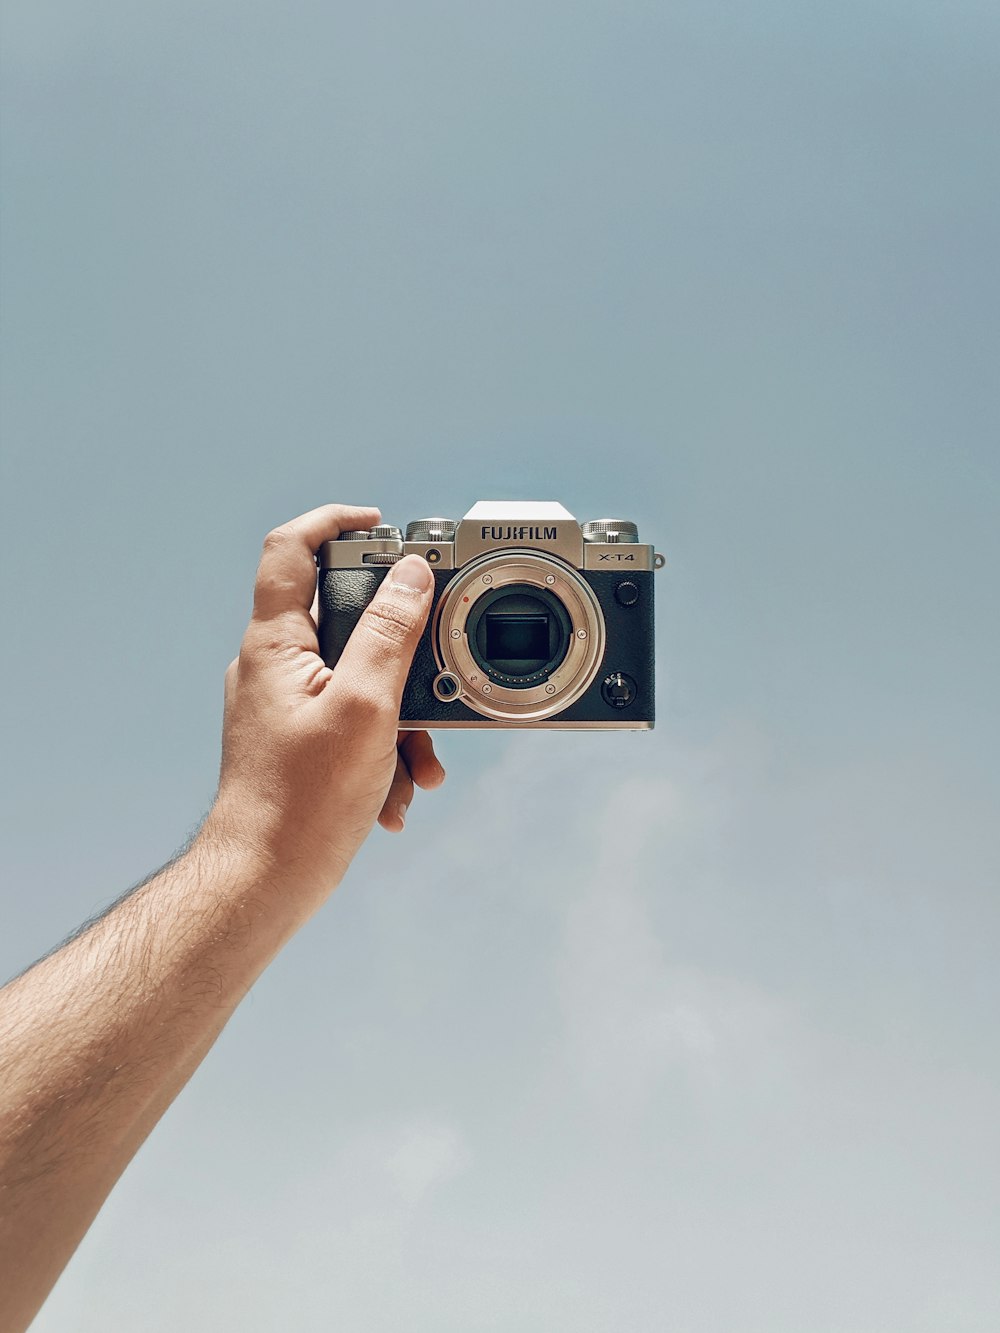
left=399, top=730, right=446, bottom=790
left=330, top=556, right=434, bottom=724
left=377, top=752, right=415, bottom=832
left=252, top=504, right=381, bottom=624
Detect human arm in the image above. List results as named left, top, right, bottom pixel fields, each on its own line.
left=0, top=503, right=444, bottom=1331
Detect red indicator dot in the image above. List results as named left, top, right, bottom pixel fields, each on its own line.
left=463, top=596, right=469, bottom=602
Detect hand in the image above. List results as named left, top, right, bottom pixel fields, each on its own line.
left=202, top=504, right=446, bottom=918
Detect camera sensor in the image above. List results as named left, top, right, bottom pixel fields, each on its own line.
left=485, top=613, right=548, bottom=663
left=467, top=585, right=572, bottom=687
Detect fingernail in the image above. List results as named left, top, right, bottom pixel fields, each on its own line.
left=391, top=555, right=433, bottom=592
left=397, top=802, right=408, bottom=828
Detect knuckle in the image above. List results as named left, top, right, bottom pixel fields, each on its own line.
left=338, top=679, right=396, bottom=725
left=261, top=524, right=293, bottom=554
left=238, top=622, right=266, bottom=660
left=253, top=525, right=310, bottom=617
left=361, top=593, right=419, bottom=648
left=236, top=626, right=277, bottom=675
left=253, top=570, right=296, bottom=609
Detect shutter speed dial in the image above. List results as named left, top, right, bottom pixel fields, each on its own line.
left=406, top=518, right=457, bottom=542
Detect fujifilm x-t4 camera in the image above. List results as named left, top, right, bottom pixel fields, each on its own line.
left=317, top=502, right=663, bottom=729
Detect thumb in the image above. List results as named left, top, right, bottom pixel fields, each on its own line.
left=330, top=555, right=434, bottom=717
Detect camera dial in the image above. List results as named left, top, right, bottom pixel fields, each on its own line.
left=406, top=518, right=457, bottom=543
left=582, top=519, right=639, bottom=543
left=336, top=526, right=404, bottom=565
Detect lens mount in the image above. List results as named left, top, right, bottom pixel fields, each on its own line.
left=465, top=582, right=573, bottom=688
left=432, top=552, right=606, bottom=722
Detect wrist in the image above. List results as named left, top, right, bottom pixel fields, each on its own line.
left=193, top=798, right=347, bottom=931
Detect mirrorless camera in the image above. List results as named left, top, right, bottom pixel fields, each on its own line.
left=317, top=502, right=663, bottom=729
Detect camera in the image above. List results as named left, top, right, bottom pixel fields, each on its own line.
left=317, top=502, right=663, bottom=729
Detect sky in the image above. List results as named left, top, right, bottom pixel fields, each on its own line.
left=1, top=1, right=999, bottom=1329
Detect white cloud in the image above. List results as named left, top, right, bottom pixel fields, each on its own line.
left=421, top=727, right=801, bottom=1115
left=382, top=1118, right=472, bottom=1204
left=331, top=1114, right=472, bottom=1209
left=555, top=808, right=795, bottom=1114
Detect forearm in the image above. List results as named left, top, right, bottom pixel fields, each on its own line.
left=0, top=821, right=311, bottom=1332
left=0, top=503, right=442, bottom=1330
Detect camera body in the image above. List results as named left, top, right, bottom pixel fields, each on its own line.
left=317, top=502, right=662, bottom=730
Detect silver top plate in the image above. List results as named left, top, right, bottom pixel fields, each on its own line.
left=317, top=501, right=659, bottom=571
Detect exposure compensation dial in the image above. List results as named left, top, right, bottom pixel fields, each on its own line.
left=581, top=518, right=639, bottom=544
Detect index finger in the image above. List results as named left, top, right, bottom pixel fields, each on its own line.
left=252, top=504, right=381, bottom=623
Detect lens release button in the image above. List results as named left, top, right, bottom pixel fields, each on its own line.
left=602, top=672, right=637, bottom=709
left=615, top=580, right=640, bottom=607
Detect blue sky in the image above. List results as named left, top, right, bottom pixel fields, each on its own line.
left=2, top=2, right=998, bottom=1329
